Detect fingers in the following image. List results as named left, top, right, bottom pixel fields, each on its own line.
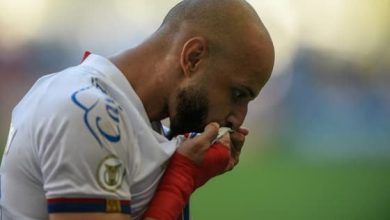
left=218, top=132, right=231, bottom=149
left=226, top=127, right=249, bottom=170
left=192, top=122, right=220, bottom=152
left=176, top=124, right=248, bottom=171
left=198, top=122, right=220, bottom=145
left=236, top=127, right=249, bottom=136
left=230, top=131, right=245, bottom=152
left=217, top=127, right=248, bottom=151
left=177, top=122, right=220, bottom=164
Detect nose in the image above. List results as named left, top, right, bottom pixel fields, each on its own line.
left=226, top=103, right=248, bottom=130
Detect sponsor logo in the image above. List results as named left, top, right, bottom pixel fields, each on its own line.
left=71, top=78, right=122, bottom=147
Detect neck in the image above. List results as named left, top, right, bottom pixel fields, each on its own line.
left=109, top=38, right=176, bottom=122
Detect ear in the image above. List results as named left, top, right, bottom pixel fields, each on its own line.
left=180, top=37, right=208, bottom=77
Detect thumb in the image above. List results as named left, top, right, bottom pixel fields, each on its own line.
left=197, top=122, right=220, bottom=145
left=177, top=122, right=219, bottom=164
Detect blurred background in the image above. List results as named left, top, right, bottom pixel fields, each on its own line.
left=0, top=0, right=389, bottom=219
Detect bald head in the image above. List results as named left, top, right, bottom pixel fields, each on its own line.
left=161, top=0, right=264, bottom=29
left=156, top=0, right=274, bottom=70
left=162, top=0, right=269, bottom=38
left=165, top=1, right=259, bottom=23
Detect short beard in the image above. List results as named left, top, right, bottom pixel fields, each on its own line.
left=167, top=87, right=208, bottom=139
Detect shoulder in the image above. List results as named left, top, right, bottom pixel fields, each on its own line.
left=68, top=79, right=127, bottom=145
left=25, top=69, right=123, bottom=125
left=17, top=69, right=132, bottom=149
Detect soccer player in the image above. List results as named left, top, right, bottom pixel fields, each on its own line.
left=0, top=0, right=274, bottom=219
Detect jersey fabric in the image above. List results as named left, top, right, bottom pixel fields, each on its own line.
left=0, top=54, right=182, bottom=219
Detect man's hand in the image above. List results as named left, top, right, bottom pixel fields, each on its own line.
left=176, top=122, right=249, bottom=172
left=219, top=127, right=249, bottom=171
left=143, top=123, right=249, bottom=219
left=176, top=122, right=221, bottom=165
left=143, top=123, right=224, bottom=219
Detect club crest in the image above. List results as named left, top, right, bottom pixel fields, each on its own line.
left=97, top=155, right=125, bottom=192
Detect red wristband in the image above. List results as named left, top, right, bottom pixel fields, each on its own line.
left=143, top=143, right=230, bottom=220
left=143, top=152, right=197, bottom=220
left=195, top=143, right=230, bottom=188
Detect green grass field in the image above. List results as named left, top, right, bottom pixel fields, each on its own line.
left=192, top=151, right=390, bottom=220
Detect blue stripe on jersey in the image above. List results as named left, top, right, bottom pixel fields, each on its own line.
left=47, top=198, right=131, bottom=214
left=183, top=203, right=190, bottom=220
left=189, top=132, right=198, bottom=139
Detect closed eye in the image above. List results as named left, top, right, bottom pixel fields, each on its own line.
left=232, top=88, right=248, bottom=102
left=232, top=86, right=256, bottom=103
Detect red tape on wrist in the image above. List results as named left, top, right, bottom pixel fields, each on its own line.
left=143, top=143, right=230, bottom=220
left=195, top=143, right=230, bottom=188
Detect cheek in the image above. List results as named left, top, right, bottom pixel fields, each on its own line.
left=202, top=75, right=232, bottom=122
left=167, top=92, right=178, bottom=119
left=205, top=94, right=231, bottom=122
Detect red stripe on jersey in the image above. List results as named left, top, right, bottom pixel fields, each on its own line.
left=81, top=51, right=91, bottom=62
left=48, top=198, right=105, bottom=204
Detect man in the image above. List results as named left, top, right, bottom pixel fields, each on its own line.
left=0, top=0, right=274, bottom=219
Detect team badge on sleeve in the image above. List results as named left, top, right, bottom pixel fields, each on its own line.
left=97, top=155, right=125, bottom=192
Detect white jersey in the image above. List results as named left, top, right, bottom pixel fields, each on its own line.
left=0, top=54, right=180, bottom=220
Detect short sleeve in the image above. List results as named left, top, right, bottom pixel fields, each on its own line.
left=35, top=85, right=132, bottom=214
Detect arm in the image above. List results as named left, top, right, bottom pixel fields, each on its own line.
left=41, top=88, right=133, bottom=220
left=48, top=128, right=225, bottom=220
left=143, top=123, right=248, bottom=220
left=49, top=125, right=247, bottom=220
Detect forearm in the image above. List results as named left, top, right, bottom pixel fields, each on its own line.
left=143, top=143, right=230, bottom=220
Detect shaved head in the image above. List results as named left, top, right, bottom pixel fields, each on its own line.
left=157, top=0, right=272, bottom=57
left=161, top=0, right=265, bottom=31
left=155, top=0, right=275, bottom=80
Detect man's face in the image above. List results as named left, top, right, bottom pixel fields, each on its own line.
left=169, top=27, right=274, bottom=138
left=168, top=57, right=271, bottom=138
